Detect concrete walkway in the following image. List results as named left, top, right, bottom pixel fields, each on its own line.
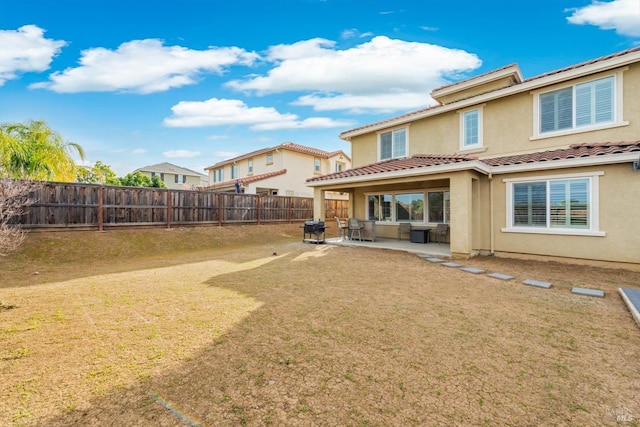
left=325, top=237, right=452, bottom=258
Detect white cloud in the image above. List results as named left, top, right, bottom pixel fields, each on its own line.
left=567, top=0, right=640, bottom=37
left=163, top=149, right=201, bottom=158
left=213, top=150, right=239, bottom=159
left=163, top=97, right=352, bottom=130
left=30, top=38, right=259, bottom=93
left=131, top=148, right=147, bottom=154
left=341, top=29, right=374, bottom=39
left=226, top=36, right=481, bottom=112
left=0, top=25, right=66, bottom=86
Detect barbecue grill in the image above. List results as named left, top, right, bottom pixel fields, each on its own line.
left=302, top=220, right=327, bottom=244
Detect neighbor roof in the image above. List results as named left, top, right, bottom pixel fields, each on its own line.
left=205, top=142, right=349, bottom=170
left=203, top=169, right=288, bottom=190
left=134, top=162, right=205, bottom=176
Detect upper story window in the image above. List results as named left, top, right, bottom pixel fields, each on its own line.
left=248, top=159, right=253, bottom=174
left=213, top=168, right=223, bottom=183
left=314, top=158, right=321, bottom=173
left=335, top=162, right=344, bottom=172
left=231, top=164, right=238, bottom=179
left=379, top=127, right=407, bottom=161
left=459, top=107, right=483, bottom=150
left=534, top=75, right=622, bottom=139
left=174, top=174, right=179, bottom=183
left=266, top=152, right=273, bottom=164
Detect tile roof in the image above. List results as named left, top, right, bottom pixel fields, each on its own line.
left=134, top=162, right=205, bottom=176
left=206, top=142, right=349, bottom=169
left=307, top=155, right=476, bottom=182
left=307, top=141, right=640, bottom=183
left=482, top=141, right=640, bottom=167
left=203, top=169, right=287, bottom=190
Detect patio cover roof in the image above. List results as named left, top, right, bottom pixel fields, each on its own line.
left=306, top=141, right=640, bottom=187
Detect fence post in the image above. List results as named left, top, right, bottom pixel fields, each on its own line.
left=166, top=189, right=172, bottom=229
left=288, top=196, right=292, bottom=224
left=257, top=195, right=261, bottom=225
left=217, top=192, right=222, bottom=226
left=98, top=185, right=104, bottom=231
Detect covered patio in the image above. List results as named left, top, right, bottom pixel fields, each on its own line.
left=325, top=235, right=451, bottom=258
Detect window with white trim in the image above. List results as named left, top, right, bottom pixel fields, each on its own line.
left=504, top=173, right=603, bottom=235
left=314, top=158, right=321, bottom=173
left=231, top=165, right=238, bottom=179
left=335, top=162, right=344, bottom=172
left=539, top=76, right=614, bottom=135
left=266, top=152, right=273, bottom=164
left=459, top=108, right=482, bottom=150
left=213, top=168, right=223, bottom=183
left=248, top=159, right=253, bottom=174
left=367, top=190, right=446, bottom=223
left=379, top=127, right=407, bottom=161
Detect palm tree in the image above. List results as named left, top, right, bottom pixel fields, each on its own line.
left=0, top=119, right=85, bottom=182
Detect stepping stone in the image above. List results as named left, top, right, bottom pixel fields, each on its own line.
left=425, top=257, right=444, bottom=263
left=523, top=279, right=552, bottom=289
left=460, top=267, right=485, bottom=274
left=619, top=288, right=640, bottom=327
left=571, top=287, right=604, bottom=298
left=487, top=273, right=513, bottom=281
left=441, top=262, right=462, bottom=268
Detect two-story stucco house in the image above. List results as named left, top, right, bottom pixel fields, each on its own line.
left=307, top=47, right=640, bottom=267
left=134, top=162, right=206, bottom=190
left=204, top=142, right=350, bottom=198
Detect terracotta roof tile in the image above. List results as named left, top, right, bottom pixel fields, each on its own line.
left=482, top=141, right=640, bottom=167
left=203, top=169, right=287, bottom=190
left=307, top=155, right=476, bottom=182
left=307, top=141, right=640, bottom=183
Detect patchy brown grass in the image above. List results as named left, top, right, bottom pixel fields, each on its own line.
left=1, top=224, right=639, bottom=426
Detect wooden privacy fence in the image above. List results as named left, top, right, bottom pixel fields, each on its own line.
left=15, top=182, right=349, bottom=230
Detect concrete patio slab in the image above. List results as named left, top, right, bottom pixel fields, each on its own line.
left=523, top=279, right=552, bottom=289
left=442, top=262, right=463, bottom=268
left=571, top=287, right=604, bottom=298
left=326, top=237, right=451, bottom=258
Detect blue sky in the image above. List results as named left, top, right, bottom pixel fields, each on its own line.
left=1, top=0, right=639, bottom=177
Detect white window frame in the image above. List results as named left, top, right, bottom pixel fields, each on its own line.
left=377, top=126, right=408, bottom=161
left=231, top=164, right=238, bottom=180
left=426, top=189, right=451, bottom=225
left=531, top=70, right=627, bottom=140
left=213, top=168, right=224, bottom=183
left=335, top=162, right=344, bottom=172
left=314, top=158, right=321, bottom=173
left=365, top=188, right=447, bottom=224
left=266, top=152, right=274, bottom=165
left=502, top=171, right=604, bottom=236
left=248, top=159, right=253, bottom=174
left=458, top=105, right=484, bottom=151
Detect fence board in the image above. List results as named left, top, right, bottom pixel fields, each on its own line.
left=13, top=182, right=347, bottom=230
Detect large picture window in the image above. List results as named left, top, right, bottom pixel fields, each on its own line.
left=367, top=190, right=445, bottom=224
left=395, top=193, right=424, bottom=222
left=367, top=194, right=392, bottom=221
left=379, top=128, right=407, bottom=160
left=539, top=76, right=614, bottom=135
left=505, top=173, right=603, bottom=236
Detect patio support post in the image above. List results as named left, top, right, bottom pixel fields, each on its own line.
left=449, top=172, right=473, bottom=258
left=313, top=187, right=325, bottom=221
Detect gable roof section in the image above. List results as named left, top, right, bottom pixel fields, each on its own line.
left=134, top=162, right=204, bottom=176
left=306, top=141, right=640, bottom=185
left=340, top=47, right=640, bottom=140
left=205, top=142, right=349, bottom=170
left=204, top=169, right=288, bottom=190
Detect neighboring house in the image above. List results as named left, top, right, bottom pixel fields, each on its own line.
left=134, top=162, right=206, bottom=190
left=204, top=142, right=350, bottom=198
left=307, top=47, right=640, bottom=266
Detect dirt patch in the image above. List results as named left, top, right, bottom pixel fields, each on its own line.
left=1, top=225, right=639, bottom=426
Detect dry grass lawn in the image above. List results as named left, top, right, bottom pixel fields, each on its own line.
left=1, top=224, right=639, bottom=426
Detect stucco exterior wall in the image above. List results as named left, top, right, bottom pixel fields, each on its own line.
left=491, top=164, right=640, bottom=264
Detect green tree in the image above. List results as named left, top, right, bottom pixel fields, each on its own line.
left=76, top=161, right=118, bottom=185
left=0, top=119, right=85, bottom=182
left=116, top=171, right=166, bottom=188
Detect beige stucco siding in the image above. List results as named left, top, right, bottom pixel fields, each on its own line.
left=348, top=63, right=640, bottom=168
left=491, top=164, right=640, bottom=264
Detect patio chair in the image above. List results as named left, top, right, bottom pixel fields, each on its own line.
left=397, top=222, right=411, bottom=240
left=433, top=223, right=449, bottom=244
left=348, top=218, right=364, bottom=241
left=335, top=216, right=348, bottom=239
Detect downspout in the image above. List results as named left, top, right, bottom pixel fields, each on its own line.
left=488, top=172, right=495, bottom=256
